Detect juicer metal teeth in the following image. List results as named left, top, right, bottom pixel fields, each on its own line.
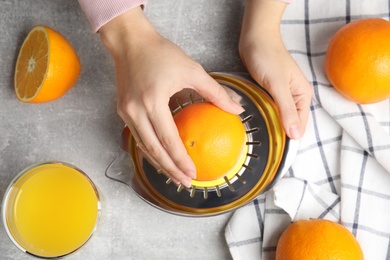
left=224, top=176, right=235, bottom=192
left=105, top=72, right=297, bottom=216
left=235, top=173, right=246, bottom=184
left=215, top=186, right=222, bottom=197
left=203, top=187, right=208, bottom=199
left=177, top=184, right=185, bottom=193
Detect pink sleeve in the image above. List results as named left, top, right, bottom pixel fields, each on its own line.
left=78, top=0, right=147, bottom=32
left=276, top=0, right=292, bottom=3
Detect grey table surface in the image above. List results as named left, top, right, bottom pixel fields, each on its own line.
left=0, top=0, right=247, bottom=259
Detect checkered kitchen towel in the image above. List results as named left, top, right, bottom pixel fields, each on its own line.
left=225, top=1, right=390, bottom=259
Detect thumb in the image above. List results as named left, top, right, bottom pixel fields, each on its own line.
left=191, top=73, right=245, bottom=114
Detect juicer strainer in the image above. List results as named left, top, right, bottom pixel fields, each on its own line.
left=105, top=72, right=299, bottom=217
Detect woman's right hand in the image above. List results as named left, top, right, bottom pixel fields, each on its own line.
left=99, top=7, right=244, bottom=187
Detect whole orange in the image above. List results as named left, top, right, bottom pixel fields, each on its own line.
left=325, top=18, right=390, bottom=104
left=276, top=219, right=364, bottom=260
left=14, top=25, right=81, bottom=103
left=173, top=102, right=246, bottom=182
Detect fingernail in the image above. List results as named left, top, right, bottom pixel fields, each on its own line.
left=182, top=179, right=192, bottom=188
left=232, top=102, right=245, bottom=114
left=289, top=125, right=301, bottom=140
left=186, top=170, right=196, bottom=179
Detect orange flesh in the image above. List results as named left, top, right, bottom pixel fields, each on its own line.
left=15, top=28, right=48, bottom=100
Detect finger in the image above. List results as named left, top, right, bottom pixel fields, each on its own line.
left=148, top=104, right=197, bottom=179
left=191, top=73, right=245, bottom=115
left=137, top=142, right=183, bottom=185
left=294, top=80, right=313, bottom=136
left=134, top=113, right=193, bottom=188
left=266, top=79, right=303, bottom=140
left=118, top=112, right=163, bottom=169
left=137, top=142, right=184, bottom=186
left=120, top=111, right=192, bottom=187
left=136, top=139, right=162, bottom=170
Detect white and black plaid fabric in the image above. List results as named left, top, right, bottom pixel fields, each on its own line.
left=225, top=1, right=390, bottom=259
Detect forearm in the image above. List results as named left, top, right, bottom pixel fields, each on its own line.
left=241, top=0, right=286, bottom=41
left=240, top=0, right=288, bottom=63
left=99, top=6, right=159, bottom=62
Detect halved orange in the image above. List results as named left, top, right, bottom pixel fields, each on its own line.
left=14, top=25, right=81, bottom=103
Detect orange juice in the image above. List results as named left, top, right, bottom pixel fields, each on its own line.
left=2, top=162, right=100, bottom=258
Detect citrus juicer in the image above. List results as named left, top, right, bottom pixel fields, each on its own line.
left=105, top=72, right=299, bottom=216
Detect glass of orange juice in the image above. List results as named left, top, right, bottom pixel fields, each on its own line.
left=1, top=161, right=101, bottom=258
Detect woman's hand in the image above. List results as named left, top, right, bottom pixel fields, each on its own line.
left=240, top=0, right=313, bottom=139
left=100, top=7, right=244, bottom=187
